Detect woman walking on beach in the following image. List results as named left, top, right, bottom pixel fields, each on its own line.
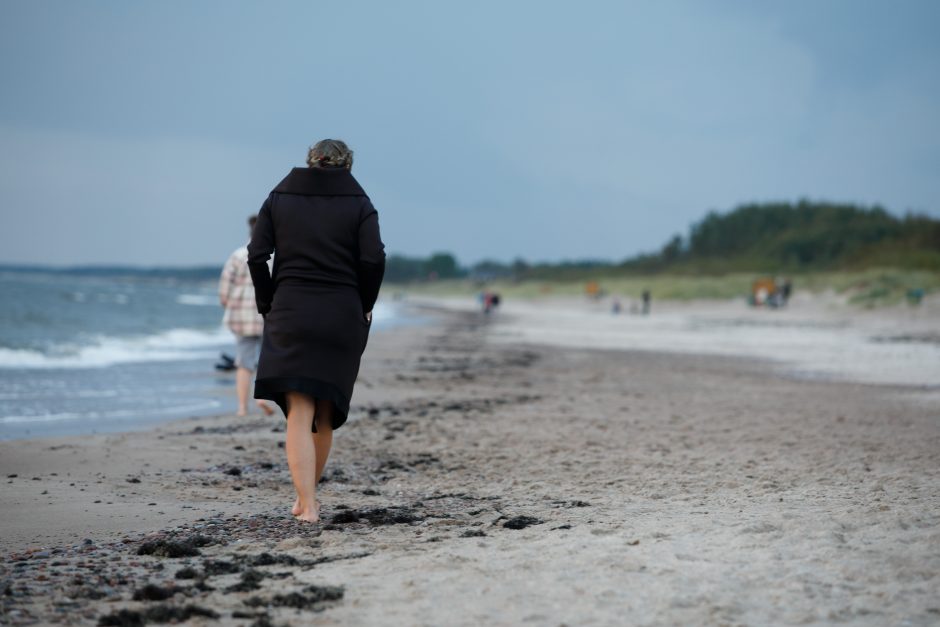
left=247, top=139, right=386, bottom=523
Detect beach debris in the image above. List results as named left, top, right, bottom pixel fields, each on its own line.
left=459, top=529, right=487, bottom=537
left=136, top=535, right=212, bottom=558
left=71, top=584, right=109, bottom=600
left=232, top=610, right=264, bottom=619
left=326, top=506, right=423, bottom=527
left=202, top=559, right=242, bottom=575
left=243, top=584, right=344, bottom=610
left=318, top=467, right=348, bottom=483
left=125, top=477, right=141, bottom=483
left=131, top=583, right=183, bottom=601
left=232, top=611, right=281, bottom=627
left=503, top=516, right=542, bottom=530
left=98, top=603, right=219, bottom=626
left=224, top=569, right=266, bottom=593
left=373, top=453, right=441, bottom=479
left=224, top=466, right=242, bottom=476
left=137, top=540, right=198, bottom=558
left=245, top=552, right=300, bottom=567
left=97, top=608, right=145, bottom=626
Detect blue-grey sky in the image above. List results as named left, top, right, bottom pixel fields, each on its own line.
left=1, top=0, right=938, bottom=266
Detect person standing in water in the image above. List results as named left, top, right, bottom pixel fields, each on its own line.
left=248, top=139, right=386, bottom=523
left=219, top=215, right=275, bottom=417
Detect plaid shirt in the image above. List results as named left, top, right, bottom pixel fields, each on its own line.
left=219, top=245, right=266, bottom=337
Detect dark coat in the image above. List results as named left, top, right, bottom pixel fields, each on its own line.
left=246, top=167, right=386, bottom=430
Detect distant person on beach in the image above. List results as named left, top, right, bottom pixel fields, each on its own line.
left=480, top=291, right=502, bottom=314
left=248, top=139, right=386, bottom=523
left=641, top=289, right=651, bottom=315
left=781, top=278, right=792, bottom=305
left=219, top=216, right=274, bottom=417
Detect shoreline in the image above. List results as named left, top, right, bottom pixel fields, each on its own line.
left=0, top=300, right=429, bottom=442
left=2, top=304, right=939, bottom=625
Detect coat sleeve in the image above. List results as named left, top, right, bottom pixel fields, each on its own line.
left=247, top=194, right=276, bottom=315
left=356, top=199, right=386, bottom=314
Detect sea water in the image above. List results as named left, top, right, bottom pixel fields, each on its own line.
left=0, top=268, right=410, bottom=440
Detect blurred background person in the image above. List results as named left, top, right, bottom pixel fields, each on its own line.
left=219, top=215, right=275, bottom=417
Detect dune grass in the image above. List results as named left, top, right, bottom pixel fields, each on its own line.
left=389, top=268, right=940, bottom=307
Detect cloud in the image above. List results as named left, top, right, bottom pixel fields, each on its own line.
left=0, top=1, right=937, bottom=265
left=0, top=126, right=285, bottom=265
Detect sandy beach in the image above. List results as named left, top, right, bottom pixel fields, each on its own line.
left=2, top=300, right=939, bottom=626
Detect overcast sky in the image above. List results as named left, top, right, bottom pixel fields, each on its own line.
left=1, top=0, right=938, bottom=266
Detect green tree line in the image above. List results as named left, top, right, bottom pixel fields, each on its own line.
left=399, top=200, right=940, bottom=281
left=620, top=200, right=940, bottom=274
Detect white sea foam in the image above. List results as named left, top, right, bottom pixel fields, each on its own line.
left=371, top=301, right=394, bottom=324
left=177, top=293, right=217, bottom=306
left=0, top=400, right=222, bottom=424
left=0, top=299, right=403, bottom=370
left=0, top=326, right=232, bottom=369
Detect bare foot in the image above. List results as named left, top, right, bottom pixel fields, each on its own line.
left=294, top=504, right=320, bottom=523
left=292, top=497, right=320, bottom=518
left=236, top=408, right=247, bottom=417
left=256, top=400, right=275, bottom=416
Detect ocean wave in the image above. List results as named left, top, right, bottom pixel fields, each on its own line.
left=0, top=399, right=223, bottom=424
left=0, top=326, right=232, bottom=369
left=372, top=301, right=392, bottom=320
left=0, top=299, right=402, bottom=370
left=177, top=293, right=217, bottom=306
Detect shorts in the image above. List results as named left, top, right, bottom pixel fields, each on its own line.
left=235, top=335, right=262, bottom=370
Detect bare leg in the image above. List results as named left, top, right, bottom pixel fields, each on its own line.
left=255, top=399, right=274, bottom=415
left=313, top=399, right=334, bottom=485
left=292, top=400, right=334, bottom=517
left=284, top=391, right=319, bottom=522
left=235, top=367, right=252, bottom=416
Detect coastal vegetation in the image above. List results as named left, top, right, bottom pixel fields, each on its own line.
left=399, top=267, right=940, bottom=307
left=389, top=201, right=940, bottom=305
left=385, top=201, right=940, bottom=282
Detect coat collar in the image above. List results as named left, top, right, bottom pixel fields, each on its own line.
left=272, top=167, right=367, bottom=196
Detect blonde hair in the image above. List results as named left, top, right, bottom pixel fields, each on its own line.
left=307, top=139, right=354, bottom=169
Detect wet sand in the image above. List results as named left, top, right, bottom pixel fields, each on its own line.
left=1, top=304, right=939, bottom=626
